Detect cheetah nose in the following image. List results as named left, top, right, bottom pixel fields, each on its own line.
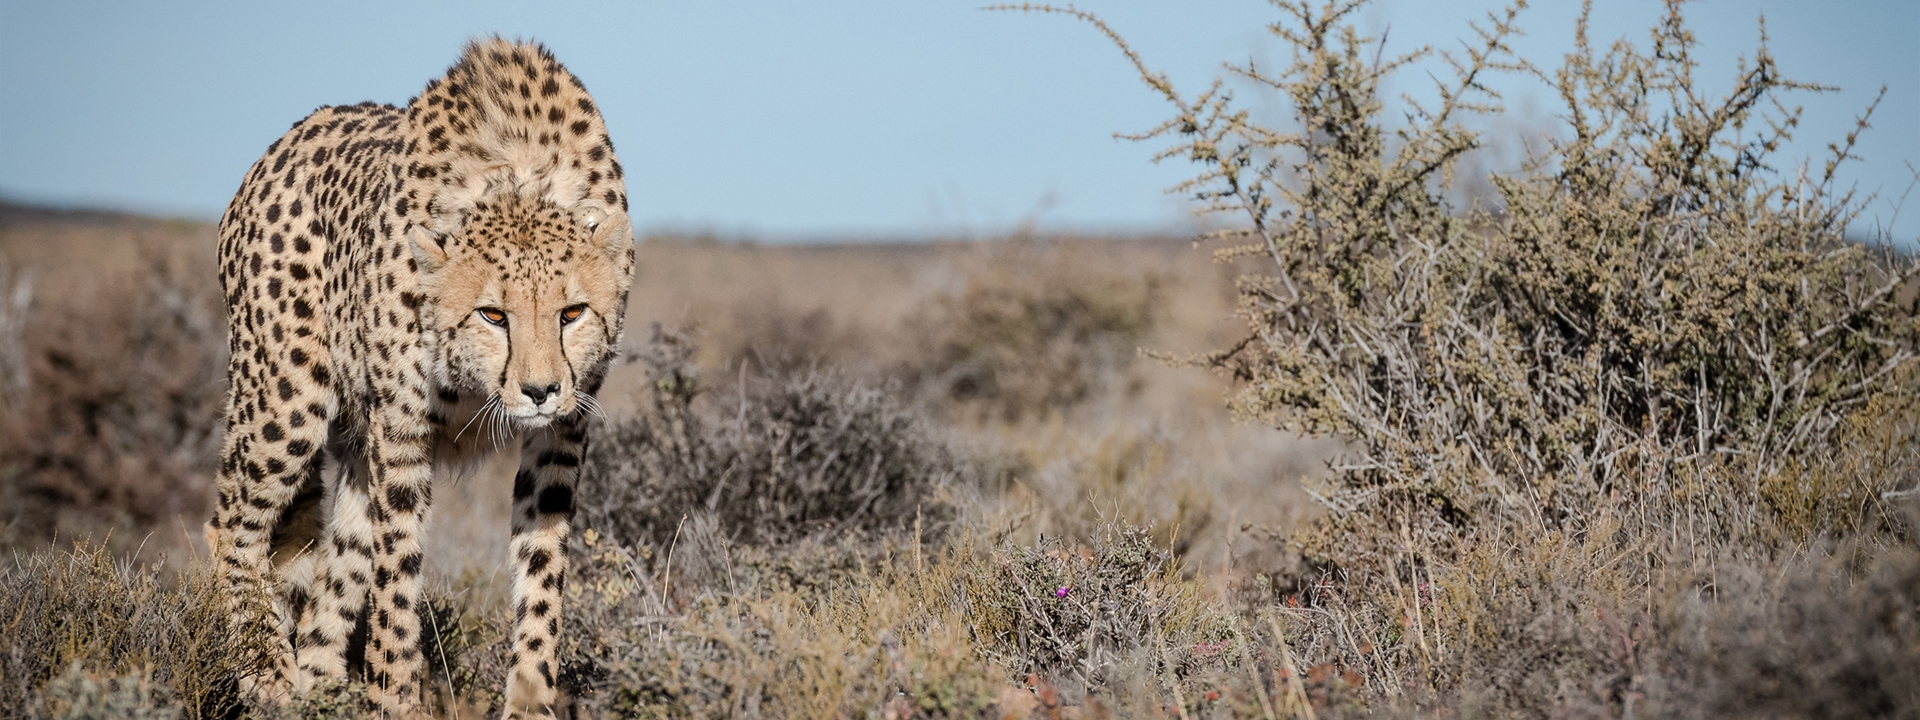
left=522, top=382, right=562, bottom=405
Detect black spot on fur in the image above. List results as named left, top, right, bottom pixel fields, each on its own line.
left=537, top=485, right=574, bottom=515
left=525, top=549, right=550, bottom=575
left=513, top=469, right=536, bottom=500
left=537, top=450, right=579, bottom=468
left=386, top=486, right=419, bottom=514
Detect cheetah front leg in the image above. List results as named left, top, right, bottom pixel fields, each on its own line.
left=503, top=416, right=587, bottom=719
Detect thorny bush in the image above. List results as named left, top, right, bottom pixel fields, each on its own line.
left=1020, top=0, right=1918, bottom=571
left=1014, top=0, right=1920, bottom=715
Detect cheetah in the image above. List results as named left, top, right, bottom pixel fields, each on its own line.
left=207, top=37, right=632, bottom=717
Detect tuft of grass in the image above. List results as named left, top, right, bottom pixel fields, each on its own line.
left=0, top=542, right=270, bottom=720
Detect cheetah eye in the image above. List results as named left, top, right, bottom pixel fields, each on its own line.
left=575, top=206, right=606, bottom=231
left=477, top=308, right=508, bottom=327
left=560, top=304, right=587, bottom=325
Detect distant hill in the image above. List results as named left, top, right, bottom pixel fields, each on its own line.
left=0, top=200, right=215, bottom=283
left=0, top=199, right=208, bottom=230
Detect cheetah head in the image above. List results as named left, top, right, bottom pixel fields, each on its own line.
left=408, top=193, right=633, bottom=428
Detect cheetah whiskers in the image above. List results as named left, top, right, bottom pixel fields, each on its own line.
left=453, top=394, right=499, bottom=445
left=488, top=396, right=515, bottom=451
left=575, top=390, right=606, bottom=419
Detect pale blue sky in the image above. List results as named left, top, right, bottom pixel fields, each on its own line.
left=1, top=1, right=1913, bottom=241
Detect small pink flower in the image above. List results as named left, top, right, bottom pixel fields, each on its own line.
left=1054, top=586, right=1070, bottom=598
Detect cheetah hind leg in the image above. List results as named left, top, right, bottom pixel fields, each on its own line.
left=233, top=469, right=328, bottom=708
left=292, top=457, right=378, bottom=696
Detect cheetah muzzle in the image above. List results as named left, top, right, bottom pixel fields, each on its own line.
left=207, top=37, right=633, bottom=719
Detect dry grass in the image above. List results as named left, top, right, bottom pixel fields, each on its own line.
left=0, top=542, right=271, bottom=719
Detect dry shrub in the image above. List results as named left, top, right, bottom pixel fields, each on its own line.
left=579, top=324, right=967, bottom=553
left=1439, top=524, right=1920, bottom=718
left=965, top=526, right=1223, bottom=701
left=0, top=247, right=225, bottom=553
left=1070, top=0, right=1918, bottom=569
left=1019, top=0, right=1920, bottom=715
left=902, top=237, right=1161, bottom=422
left=0, top=543, right=270, bottom=719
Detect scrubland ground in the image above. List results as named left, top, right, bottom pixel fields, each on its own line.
left=5, top=1, right=1920, bottom=718
left=0, top=202, right=1334, bottom=718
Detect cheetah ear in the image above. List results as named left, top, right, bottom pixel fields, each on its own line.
left=407, top=224, right=449, bottom=273
left=576, top=205, right=632, bottom=262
